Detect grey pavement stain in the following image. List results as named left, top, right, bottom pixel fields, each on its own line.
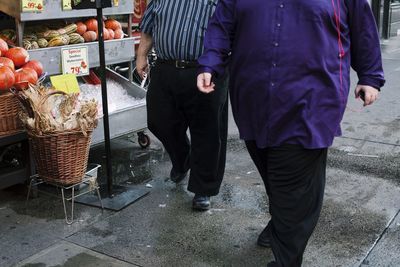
left=88, top=227, right=114, bottom=238
left=327, top=149, right=400, bottom=185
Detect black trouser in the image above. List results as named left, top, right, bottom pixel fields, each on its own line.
left=245, top=142, right=327, bottom=267
left=147, top=62, right=228, bottom=196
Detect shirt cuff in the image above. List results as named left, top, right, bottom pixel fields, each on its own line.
left=358, top=77, right=385, bottom=91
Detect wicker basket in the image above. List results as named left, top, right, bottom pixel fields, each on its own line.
left=0, top=92, right=23, bottom=137
left=29, top=130, right=92, bottom=186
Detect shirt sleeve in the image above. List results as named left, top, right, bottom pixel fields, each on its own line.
left=140, top=1, right=155, bottom=35
left=348, top=0, right=385, bottom=90
left=198, top=0, right=236, bottom=77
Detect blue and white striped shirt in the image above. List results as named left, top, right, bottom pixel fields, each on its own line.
left=140, top=0, right=218, bottom=61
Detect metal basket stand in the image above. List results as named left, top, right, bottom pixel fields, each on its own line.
left=26, top=164, right=104, bottom=225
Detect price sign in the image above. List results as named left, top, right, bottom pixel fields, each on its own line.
left=113, top=0, right=119, bottom=7
left=50, top=74, right=80, bottom=94
left=21, top=0, right=44, bottom=12
left=61, top=46, right=89, bottom=76
left=63, top=0, right=72, bottom=10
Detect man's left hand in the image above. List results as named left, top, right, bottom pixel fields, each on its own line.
left=355, top=85, right=379, bottom=106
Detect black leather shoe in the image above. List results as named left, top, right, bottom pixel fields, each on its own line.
left=257, top=225, right=271, bottom=248
left=170, top=168, right=189, bottom=183
left=192, top=195, right=210, bottom=211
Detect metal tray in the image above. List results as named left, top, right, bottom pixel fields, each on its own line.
left=29, top=38, right=136, bottom=75
left=91, top=69, right=147, bottom=146
left=0, top=0, right=133, bottom=21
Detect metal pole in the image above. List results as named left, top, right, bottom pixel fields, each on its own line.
left=96, top=7, right=114, bottom=196
left=371, top=0, right=382, bottom=29
left=382, top=0, right=391, bottom=39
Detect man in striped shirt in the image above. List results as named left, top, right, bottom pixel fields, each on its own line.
left=136, top=0, right=227, bottom=210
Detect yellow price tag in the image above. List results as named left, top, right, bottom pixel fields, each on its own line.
left=63, top=0, right=72, bottom=10
left=50, top=74, right=81, bottom=94
left=113, top=0, right=119, bottom=7
left=21, top=0, right=44, bottom=12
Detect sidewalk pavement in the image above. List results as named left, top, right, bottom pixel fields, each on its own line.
left=1, top=38, right=400, bottom=267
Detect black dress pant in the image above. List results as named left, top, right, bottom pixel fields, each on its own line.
left=147, top=62, right=228, bottom=196
left=245, top=142, right=327, bottom=267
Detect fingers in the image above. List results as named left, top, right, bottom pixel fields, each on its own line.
left=355, top=85, right=379, bottom=107
left=197, top=73, right=215, bottom=93
left=354, top=85, right=362, bottom=99
left=362, top=90, right=378, bottom=106
left=136, top=65, right=148, bottom=79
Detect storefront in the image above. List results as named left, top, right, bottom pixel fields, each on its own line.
left=0, top=0, right=150, bottom=190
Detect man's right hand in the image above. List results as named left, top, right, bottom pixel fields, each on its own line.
left=136, top=55, right=149, bottom=79
left=197, top=72, right=215, bottom=94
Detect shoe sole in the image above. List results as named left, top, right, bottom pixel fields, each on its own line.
left=192, top=205, right=210, bottom=211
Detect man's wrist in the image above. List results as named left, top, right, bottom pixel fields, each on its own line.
left=136, top=54, right=148, bottom=61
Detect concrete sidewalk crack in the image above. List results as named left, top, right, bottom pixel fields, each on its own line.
left=340, top=136, right=400, bottom=147
left=61, top=239, right=144, bottom=267
left=357, top=209, right=400, bottom=267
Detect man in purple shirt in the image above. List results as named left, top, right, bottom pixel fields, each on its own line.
left=197, top=0, right=385, bottom=266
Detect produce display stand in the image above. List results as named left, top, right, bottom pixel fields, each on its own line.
left=91, top=68, right=147, bottom=146
left=0, top=0, right=150, bottom=194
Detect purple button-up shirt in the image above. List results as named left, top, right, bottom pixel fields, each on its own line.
left=198, top=0, right=385, bottom=149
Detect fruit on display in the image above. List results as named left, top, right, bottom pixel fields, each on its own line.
left=83, top=31, right=97, bottom=42
left=85, top=18, right=98, bottom=32
left=0, top=66, right=15, bottom=90
left=114, top=29, right=124, bottom=39
left=24, top=33, right=38, bottom=42
left=48, top=35, right=70, bottom=47
left=69, top=33, right=85, bottom=44
left=5, top=47, right=30, bottom=68
left=0, top=39, right=8, bottom=56
left=0, top=42, right=44, bottom=90
left=61, top=24, right=78, bottom=35
left=108, top=29, right=115, bottom=40
left=105, top=19, right=122, bottom=31
left=37, top=38, right=48, bottom=48
left=41, top=30, right=61, bottom=40
left=14, top=68, right=38, bottom=90
left=0, top=29, right=17, bottom=45
left=23, top=40, right=39, bottom=50
left=103, top=28, right=110, bottom=40
left=76, top=22, right=87, bottom=35
left=3, top=17, right=125, bottom=51
left=22, top=60, right=44, bottom=77
left=0, top=57, right=15, bottom=71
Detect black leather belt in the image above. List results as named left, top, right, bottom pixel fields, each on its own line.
left=157, top=59, right=199, bottom=69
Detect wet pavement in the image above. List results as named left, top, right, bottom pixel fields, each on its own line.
left=1, top=37, right=400, bottom=266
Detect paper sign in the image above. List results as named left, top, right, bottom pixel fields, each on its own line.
left=63, top=0, right=72, bottom=10
left=21, top=0, right=44, bottom=12
left=50, top=74, right=80, bottom=94
left=113, top=0, right=119, bottom=6
left=61, top=46, right=89, bottom=77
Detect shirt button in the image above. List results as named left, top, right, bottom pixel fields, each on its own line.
left=272, top=63, right=277, bottom=67
left=271, top=82, right=275, bottom=87
left=273, top=42, right=279, bottom=47
left=277, top=23, right=281, bottom=27
left=280, top=3, right=284, bottom=8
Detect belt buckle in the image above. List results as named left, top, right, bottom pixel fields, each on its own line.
left=175, top=60, right=186, bottom=69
